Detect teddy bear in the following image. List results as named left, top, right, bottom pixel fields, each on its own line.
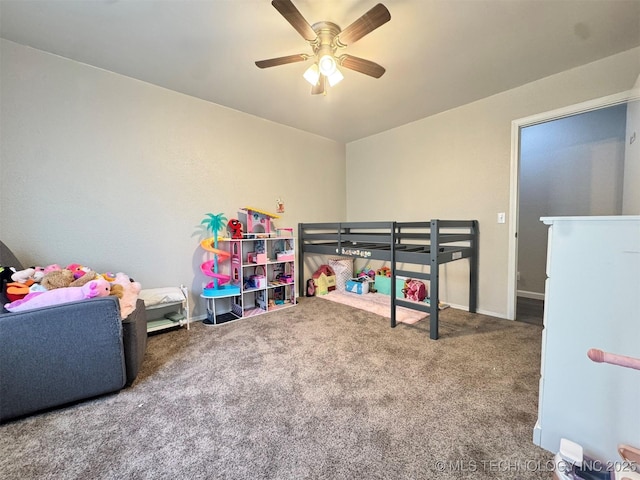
left=41, top=269, right=98, bottom=290
left=110, top=272, right=142, bottom=319
left=4, top=278, right=112, bottom=313
left=41, top=269, right=75, bottom=290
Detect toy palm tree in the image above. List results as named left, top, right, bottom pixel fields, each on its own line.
left=201, top=213, right=227, bottom=289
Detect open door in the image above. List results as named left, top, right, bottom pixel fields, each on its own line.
left=507, top=88, right=640, bottom=321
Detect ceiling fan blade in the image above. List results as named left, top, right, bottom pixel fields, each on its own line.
left=311, top=74, right=326, bottom=95
left=336, top=3, right=391, bottom=46
left=271, top=0, right=317, bottom=42
left=255, top=54, right=308, bottom=68
left=339, top=54, right=386, bottom=78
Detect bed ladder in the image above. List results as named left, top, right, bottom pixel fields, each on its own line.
left=389, top=219, right=479, bottom=340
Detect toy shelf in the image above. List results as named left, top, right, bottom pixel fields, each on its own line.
left=200, top=235, right=296, bottom=325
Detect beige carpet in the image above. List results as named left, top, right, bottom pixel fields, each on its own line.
left=315, top=290, right=427, bottom=324
left=0, top=298, right=552, bottom=480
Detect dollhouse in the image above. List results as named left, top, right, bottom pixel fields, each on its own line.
left=239, top=207, right=279, bottom=236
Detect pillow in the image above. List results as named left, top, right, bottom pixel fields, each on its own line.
left=138, top=287, right=185, bottom=308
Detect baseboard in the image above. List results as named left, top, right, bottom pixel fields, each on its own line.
left=446, top=302, right=509, bottom=320
left=517, top=290, right=545, bottom=301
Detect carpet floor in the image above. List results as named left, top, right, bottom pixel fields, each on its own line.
left=0, top=297, right=554, bottom=479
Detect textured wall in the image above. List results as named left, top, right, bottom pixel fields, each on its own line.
left=346, top=47, right=640, bottom=318
left=0, top=40, right=346, bottom=317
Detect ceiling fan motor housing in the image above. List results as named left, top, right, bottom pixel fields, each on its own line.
left=311, top=21, right=341, bottom=75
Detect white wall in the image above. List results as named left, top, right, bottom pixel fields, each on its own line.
left=346, top=47, right=640, bottom=318
left=2, top=39, right=639, bottom=321
left=623, top=94, right=640, bottom=214
left=0, top=39, right=346, bottom=317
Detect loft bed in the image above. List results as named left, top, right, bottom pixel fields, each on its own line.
left=297, top=220, right=479, bottom=340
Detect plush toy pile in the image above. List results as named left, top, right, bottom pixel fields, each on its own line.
left=2, top=262, right=141, bottom=319
left=5, top=279, right=112, bottom=313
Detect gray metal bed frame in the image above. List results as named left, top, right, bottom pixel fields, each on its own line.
left=297, top=220, right=479, bottom=340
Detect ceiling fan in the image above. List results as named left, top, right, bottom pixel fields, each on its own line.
left=255, top=0, right=391, bottom=95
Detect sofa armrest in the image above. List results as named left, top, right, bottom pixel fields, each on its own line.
left=0, top=297, right=126, bottom=422
left=121, top=299, right=147, bottom=386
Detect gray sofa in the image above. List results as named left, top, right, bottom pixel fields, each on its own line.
left=0, top=240, right=147, bottom=422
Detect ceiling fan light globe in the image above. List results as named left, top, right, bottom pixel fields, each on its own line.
left=318, top=54, right=337, bottom=76
left=303, top=63, right=320, bottom=86
left=327, top=68, right=344, bottom=87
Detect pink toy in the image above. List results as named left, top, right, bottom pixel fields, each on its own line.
left=66, top=263, right=88, bottom=279
left=402, top=279, right=427, bottom=302
left=44, top=264, right=61, bottom=274
left=111, top=272, right=142, bottom=319
left=588, top=348, right=640, bottom=371
left=4, top=279, right=111, bottom=313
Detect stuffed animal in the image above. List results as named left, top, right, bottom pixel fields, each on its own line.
left=109, top=283, right=124, bottom=299
left=66, top=263, right=89, bottom=279
left=376, top=266, right=391, bottom=278
left=1, top=266, right=17, bottom=285
left=5, top=267, right=46, bottom=301
left=111, top=272, right=141, bottom=319
left=33, top=267, right=45, bottom=282
left=1, top=266, right=18, bottom=299
left=43, top=264, right=61, bottom=274
left=402, top=279, right=427, bottom=302
left=70, top=270, right=97, bottom=288
left=102, top=272, right=116, bottom=282
left=40, top=269, right=98, bottom=290
left=227, top=219, right=243, bottom=239
left=11, top=268, right=36, bottom=284
left=41, top=269, right=75, bottom=290
left=5, top=280, right=34, bottom=302
left=4, top=279, right=111, bottom=313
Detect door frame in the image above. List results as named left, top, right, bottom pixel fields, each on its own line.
left=506, top=88, right=640, bottom=320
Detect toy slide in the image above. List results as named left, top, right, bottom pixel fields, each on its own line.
left=200, top=260, right=231, bottom=285
left=200, top=238, right=230, bottom=255
left=200, top=238, right=232, bottom=285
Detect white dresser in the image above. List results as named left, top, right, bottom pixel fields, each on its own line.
left=533, top=216, right=640, bottom=462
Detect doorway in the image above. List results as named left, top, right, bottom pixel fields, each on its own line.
left=507, top=89, right=640, bottom=322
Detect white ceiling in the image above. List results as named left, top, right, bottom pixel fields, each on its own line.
left=1, top=0, right=639, bottom=143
